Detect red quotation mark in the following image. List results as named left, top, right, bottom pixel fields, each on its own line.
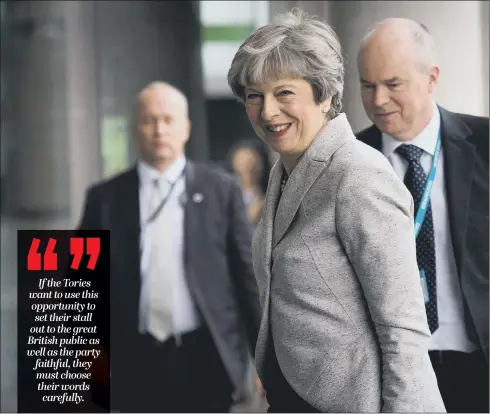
left=70, top=237, right=100, bottom=270
left=26, top=237, right=100, bottom=271
left=27, top=238, right=58, bottom=271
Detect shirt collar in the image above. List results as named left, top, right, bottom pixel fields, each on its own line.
left=138, top=155, right=186, bottom=187
left=382, top=101, right=441, bottom=158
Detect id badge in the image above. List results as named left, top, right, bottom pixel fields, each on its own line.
left=419, top=269, right=429, bottom=304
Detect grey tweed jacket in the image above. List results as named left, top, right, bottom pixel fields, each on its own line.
left=252, top=114, right=446, bottom=412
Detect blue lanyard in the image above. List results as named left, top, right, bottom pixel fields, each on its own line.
left=414, top=131, right=442, bottom=239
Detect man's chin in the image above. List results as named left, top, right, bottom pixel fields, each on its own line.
left=154, top=151, right=174, bottom=162
left=374, top=121, right=397, bottom=136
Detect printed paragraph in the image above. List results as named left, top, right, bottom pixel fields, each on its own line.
left=27, top=277, right=100, bottom=406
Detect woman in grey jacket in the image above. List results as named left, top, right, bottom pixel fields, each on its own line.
left=227, top=9, right=445, bottom=413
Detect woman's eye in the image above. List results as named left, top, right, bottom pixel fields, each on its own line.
left=278, top=90, right=293, bottom=96
left=247, top=93, right=261, bottom=99
left=361, top=84, right=375, bottom=90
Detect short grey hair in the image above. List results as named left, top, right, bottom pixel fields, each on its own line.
left=359, top=18, right=438, bottom=72
left=227, top=8, right=344, bottom=119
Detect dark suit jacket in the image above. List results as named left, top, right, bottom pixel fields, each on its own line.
left=356, top=106, right=489, bottom=359
left=77, top=160, right=261, bottom=406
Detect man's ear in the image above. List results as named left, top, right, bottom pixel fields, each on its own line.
left=428, top=65, right=440, bottom=94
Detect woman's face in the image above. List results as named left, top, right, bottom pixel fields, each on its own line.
left=245, top=78, right=330, bottom=156
left=232, top=148, right=260, bottom=178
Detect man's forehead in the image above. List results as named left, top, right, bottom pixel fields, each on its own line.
left=359, top=43, right=416, bottom=75
left=362, top=36, right=413, bottom=59
left=359, top=23, right=418, bottom=67
left=364, top=19, right=415, bottom=48
left=137, top=83, right=188, bottom=116
left=140, top=84, right=185, bottom=103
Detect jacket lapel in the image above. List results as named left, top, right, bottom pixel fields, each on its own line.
left=183, top=162, right=201, bottom=271
left=438, top=106, right=475, bottom=276
left=272, top=158, right=325, bottom=247
left=254, top=160, right=281, bottom=377
left=272, top=113, right=356, bottom=248
left=254, top=160, right=282, bottom=296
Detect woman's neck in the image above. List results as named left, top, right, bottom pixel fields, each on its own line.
left=281, top=153, right=302, bottom=175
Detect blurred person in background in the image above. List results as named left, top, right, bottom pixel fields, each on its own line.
left=227, top=9, right=445, bottom=413
left=227, top=140, right=266, bottom=226
left=356, top=18, right=489, bottom=413
left=77, top=81, right=261, bottom=412
left=225, top=140, right=268, bottom=410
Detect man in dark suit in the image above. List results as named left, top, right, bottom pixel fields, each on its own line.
left=77, top=81, right=261, bottom=412
left=356, top=18, right=488, bottom=413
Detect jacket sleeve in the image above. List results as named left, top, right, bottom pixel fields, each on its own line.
left=226, top=177, right=261, bottom=353
left=336, top=160, right=445, bottom=412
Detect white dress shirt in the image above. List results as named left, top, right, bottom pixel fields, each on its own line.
left=137, top=156, right=201, bottom=337
left=382, top=102, right=477, bottom=352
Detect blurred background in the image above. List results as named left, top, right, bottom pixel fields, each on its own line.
left=1, top=1, right=488, bottom=412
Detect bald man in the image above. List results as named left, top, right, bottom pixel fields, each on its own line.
left=356, top=19, right=489, bottom=413
left=77, top=82, right=261, bottom=412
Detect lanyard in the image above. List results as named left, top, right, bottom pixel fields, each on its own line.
left=145, top=166, right=186, bottom=225
left=413, top=131, right=441, bottom=239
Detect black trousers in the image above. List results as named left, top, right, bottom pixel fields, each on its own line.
left=117, top=327, right=233, bottom=413
left=430, top=350, right=489, bottom=413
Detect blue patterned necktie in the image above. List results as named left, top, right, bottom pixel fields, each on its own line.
left=396, top=144, right=438, bottom=333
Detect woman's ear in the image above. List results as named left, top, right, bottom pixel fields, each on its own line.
left=320, top=96, right=333, bottom=114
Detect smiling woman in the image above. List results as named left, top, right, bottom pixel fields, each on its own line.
left=227, top=8, right=445, bottom=414
left=242, top=78, right=331, bottom=171
left=227, top=9, right=343, bottom=173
